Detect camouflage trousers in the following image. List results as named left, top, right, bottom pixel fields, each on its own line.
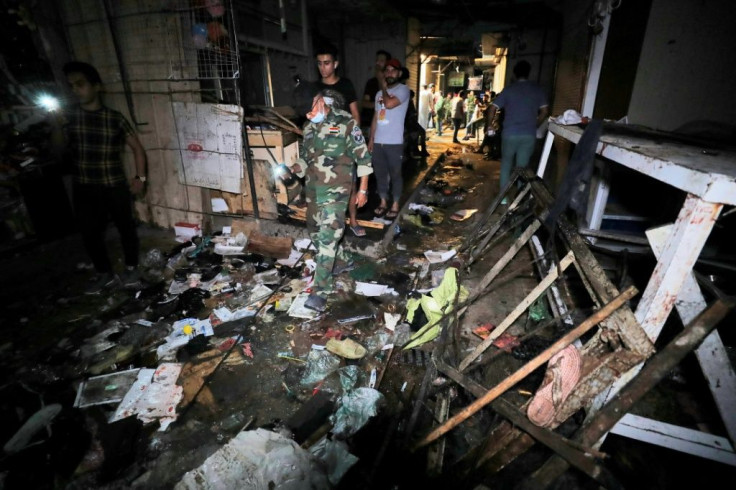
left=307, top=197, right=350, bottom=296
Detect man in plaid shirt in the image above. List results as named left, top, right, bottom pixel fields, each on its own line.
left=53, top=62, right=147, bottom=294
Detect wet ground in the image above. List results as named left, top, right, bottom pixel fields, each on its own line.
left=1, top=130, right=735, bottom=489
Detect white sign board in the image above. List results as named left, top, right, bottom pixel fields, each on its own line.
left=468, top=76, right=483, bottom=92
left=172, top=102, right=243, bottom=193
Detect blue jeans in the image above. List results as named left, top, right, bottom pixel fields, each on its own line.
left=500, top=135, right=536, bottom=190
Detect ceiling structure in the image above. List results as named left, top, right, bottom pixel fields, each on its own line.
left=305, top=0, right=564, bottom=61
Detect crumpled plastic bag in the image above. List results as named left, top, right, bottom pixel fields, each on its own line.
left=300, top=350, right=341, bottom=386
left=403, top=267, right=468, bottom=349
left=330, top=387, right=384, bottom=438
left=553, top=109, right=583, bottom=125
left=175, top=428, right=328, bottom=490
left=308, top=437, right=359, bottom=486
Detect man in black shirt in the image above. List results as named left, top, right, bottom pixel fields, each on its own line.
left=360, top=49, right=391, bottom=134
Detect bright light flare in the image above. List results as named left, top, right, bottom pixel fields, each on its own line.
left=38, top=94, right=60, bottom=112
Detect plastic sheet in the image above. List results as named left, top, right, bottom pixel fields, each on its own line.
left=300, top=350, right=341, bottom=386
left=330, top=387, right=384, bottom=438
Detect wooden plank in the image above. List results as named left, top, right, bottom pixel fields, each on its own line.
left=465, top=184, right=531, bottom=263
left=458, top=250, right=575, bottom=371
left=525, top=298, right=735, bottom=489
left=427, top=393, right=450, bottom=476
left=474, top=219, right=541, bottom=294
left=646, top=224, right=736, bottom=444
left=413, top=285, right=638, bottom=450
left=610, top=414, right=736, bottom=467
left=547, top=121, right=736, bottom=206
left=436, top=361, right=624, bottom=489
left=635, top=194, right=723, bottom=340
left=523, top=169, right=655, bottom=359
left=286, top=206, right=384, bottom=229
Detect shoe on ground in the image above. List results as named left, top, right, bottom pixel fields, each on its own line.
left=85, top=273, right=119, bottom=295
left=452, top=139, right=460, bottom=144
left=120, top=266, right=144, bottom=289
left=325, top=338, right=367, bottom=359
left=304, top=293, right=327, bottom=312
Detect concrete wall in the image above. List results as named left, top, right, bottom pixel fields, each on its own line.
left=344, top=21, right=406, bottom=108
left=501, top=26, right=558, bottom=97
left=627, top=0, right=736, bottom=131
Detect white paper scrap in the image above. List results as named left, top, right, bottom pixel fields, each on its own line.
left=287, top=293, right=318, bottom=319
left=110, top=363, right=184, bottom=431
left=277, top=248, right=303, bottom=267
left=294, top=238, right=316, bottom=251
left=211, top=198, right=229, bottom=212
left=355, top=282, right=389, bottom=297
left=424, top=249, right=457, bottom=264
left=213, top=307, right=233, bottom=322
left=384, top=312, right=401, bottom=331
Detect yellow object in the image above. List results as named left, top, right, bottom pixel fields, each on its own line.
left=183, top=325, right=193, bottom=335
left=325, top=338, right=367, bottom=359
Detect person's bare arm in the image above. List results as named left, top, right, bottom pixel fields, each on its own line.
left=537, top=105, right=549, bottom=126
left=369, top=111, right=377, bottom=153
left=349, top=101, right=360, bottom=125
left=126, top=133, right=147, bottom=194
left=381, top=87, right=402, bottom=109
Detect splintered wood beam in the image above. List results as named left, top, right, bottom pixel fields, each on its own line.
left=523, top=298, right=734, bottom=490
left=459, top=250, right=575, bottom=371
left=475, top=218, right=541, bottom=294
left=412, top=286, right=638, bottom=451
left=435, top=361, right=624, bottom=490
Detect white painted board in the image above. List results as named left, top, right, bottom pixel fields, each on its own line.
left=172, top=102, right=243, bottom=193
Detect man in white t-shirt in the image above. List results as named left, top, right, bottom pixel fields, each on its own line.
left=368, top=58, right=410, bottom=220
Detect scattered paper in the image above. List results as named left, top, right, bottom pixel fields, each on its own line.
left=424, top=249, right=457, bottom=263
left=294, top=238, right=316, bottom=251
left=409, top=203, right=434, bottom=215
left=248, top=284, right=274, bottom=303
left=287, top=293, right=318, bottom=319
left=110, top=363, right=183, bottom=431
left=450, top=209, right=478, bottom=221
left=213, top=307, right=234, bottom=322
left=211, top=198, right=229, bottom=212
left=277, top=248, right=303, bottom=267
left=384, top=312, right=401, bottom=331
left=355, top=282, right=388, bottom=297
left=74, top=368, right=141, bottom=408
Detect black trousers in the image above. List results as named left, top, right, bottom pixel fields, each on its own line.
left=452, top=118, right=463, bottom=142
left=73, top=183, right=139, bottom=273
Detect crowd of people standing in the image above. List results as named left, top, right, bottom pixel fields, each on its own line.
left=286, top=47, right=548, bottom=311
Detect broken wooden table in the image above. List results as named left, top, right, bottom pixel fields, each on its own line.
left=538, top=120, right=736, bottom=462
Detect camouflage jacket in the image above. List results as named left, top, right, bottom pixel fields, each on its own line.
left=294, top=108, right=372, bottom=196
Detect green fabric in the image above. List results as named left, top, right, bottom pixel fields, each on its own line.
left=403, top=267, right=468, bottom=349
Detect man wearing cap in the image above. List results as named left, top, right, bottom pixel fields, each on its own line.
left=369, top=58, right=410, bottom=220
left=286, top=89, right=372, bottom=312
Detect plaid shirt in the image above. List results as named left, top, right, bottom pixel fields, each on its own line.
left=65, top=106, right=134, bottom=186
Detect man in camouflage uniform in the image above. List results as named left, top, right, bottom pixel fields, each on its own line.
left=288, top=88, right=372, bottom=312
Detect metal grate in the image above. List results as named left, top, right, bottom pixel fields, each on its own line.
left=180, top=0, right=240, bottom=80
